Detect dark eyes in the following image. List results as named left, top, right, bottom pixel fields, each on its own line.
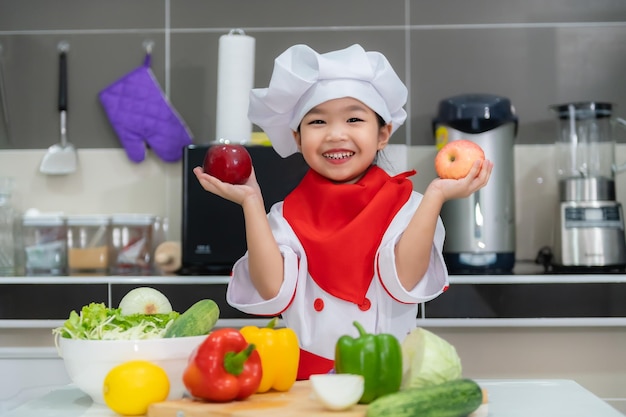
left=306, top=117, right=363, bottom=125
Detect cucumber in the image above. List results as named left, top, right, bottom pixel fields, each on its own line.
left=366, top=378, right=482, bottom=417
left=163, top=299, right=220, bottom=338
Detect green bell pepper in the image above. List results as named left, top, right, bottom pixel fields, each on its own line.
left=334, top=321, right=402, bottom=404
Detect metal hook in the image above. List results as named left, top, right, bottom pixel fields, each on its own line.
left=143, top=39, right=154, bottom=55
left=57, top=41, right=70, bottom=53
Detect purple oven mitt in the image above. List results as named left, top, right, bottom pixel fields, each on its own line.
left=99, top=54, right=193, bottom=163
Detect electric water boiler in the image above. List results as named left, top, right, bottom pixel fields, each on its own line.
left=432, top=94, right=518, bottom=274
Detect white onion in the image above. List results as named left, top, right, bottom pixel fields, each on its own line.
left=118, top=287, right=173, bottom=315
left=310, top=374, right=364, bottom=411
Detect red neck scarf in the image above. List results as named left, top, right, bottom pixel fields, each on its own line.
left=283, top=166, right=415, bottom=305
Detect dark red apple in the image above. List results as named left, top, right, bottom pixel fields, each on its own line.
left=203, top=144, right=252, bottom=185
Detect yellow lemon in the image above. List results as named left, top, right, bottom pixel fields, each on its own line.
left=103, top=360, right=170, bottom=416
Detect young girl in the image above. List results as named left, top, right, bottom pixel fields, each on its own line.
left=194, top=44, right=492, bottom=379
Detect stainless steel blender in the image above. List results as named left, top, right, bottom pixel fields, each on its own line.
left=551, top=102, right=626, bottom=270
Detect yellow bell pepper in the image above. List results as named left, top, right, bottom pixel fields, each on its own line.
left=239, top=317, right=300, bottom=393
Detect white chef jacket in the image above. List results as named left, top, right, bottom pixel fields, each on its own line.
left=226, top=190, right=448, bottom=361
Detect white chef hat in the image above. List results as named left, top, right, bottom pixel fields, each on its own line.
left=248, top=44, right=408, bottom=157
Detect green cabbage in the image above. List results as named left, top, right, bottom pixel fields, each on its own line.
left=400, top=327, right=462, bottom=389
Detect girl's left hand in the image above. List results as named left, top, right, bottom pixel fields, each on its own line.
left=427, top=159, right=494, bottom=202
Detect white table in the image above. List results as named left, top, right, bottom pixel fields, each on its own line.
left=478, top=380, right=624, bottom=417
left=2, top=379, right=624, bottom=417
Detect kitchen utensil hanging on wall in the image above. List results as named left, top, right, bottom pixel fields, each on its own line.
left=40, top=41, right=77, bottom=175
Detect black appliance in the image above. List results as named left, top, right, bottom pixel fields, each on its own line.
left=181, top=144, right=309, bottom=275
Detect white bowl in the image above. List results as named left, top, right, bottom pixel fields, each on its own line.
left=57, top=335, right=206, bottom=404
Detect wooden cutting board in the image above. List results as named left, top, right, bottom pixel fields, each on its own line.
left=147, top=380, right=368, bottom=417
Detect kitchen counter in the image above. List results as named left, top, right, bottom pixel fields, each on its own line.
left=2, top=379, right=624, bottom=417
left=1, top=270, right=625, bottom=415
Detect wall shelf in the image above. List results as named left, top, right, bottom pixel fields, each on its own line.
left=2, top=271, right=625, bottom=285
left=448, top=275, right=626, bottom=284
left=0, top=276, right=231, bottom=285
left=416, top=317, right=626, bottom=327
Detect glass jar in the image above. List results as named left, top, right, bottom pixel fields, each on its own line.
left=0, top=177, right=16, bottom=276
left=67, top=215, right=111, bottom=276
left=109, top=214, right=155, bottom=275
left=22, top=213, right=67, bottom=276
left=551, top=102, right=615, bottom=181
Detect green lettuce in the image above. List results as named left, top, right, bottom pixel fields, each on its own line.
left=400, top=327, right=463, bottom=389
left=53, top=302, right=179, bottom=340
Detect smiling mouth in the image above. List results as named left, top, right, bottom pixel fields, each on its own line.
left=323, top=151, right=355, bottom=160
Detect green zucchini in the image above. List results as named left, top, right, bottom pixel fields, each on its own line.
left=163, top=299, right=220, bottom=338
left=366, top=378, right=483, bottom=417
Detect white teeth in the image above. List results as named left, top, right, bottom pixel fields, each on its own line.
left=323, top=152, right=354, bottom=160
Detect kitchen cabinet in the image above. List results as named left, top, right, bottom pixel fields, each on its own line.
left=423, top=273, right=626, bottom=325
left=1, top=265, right=626, bottom=327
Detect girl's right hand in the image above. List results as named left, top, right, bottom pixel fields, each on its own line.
left=193, top=165, right=263, bottom=206
left=426, top=159, right=494, bottom=203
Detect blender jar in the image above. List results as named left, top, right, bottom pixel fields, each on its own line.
left=551, top=102, right=616, bottom=201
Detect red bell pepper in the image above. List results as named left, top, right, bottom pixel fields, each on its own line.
left=182, top=328, right=263, bottom=402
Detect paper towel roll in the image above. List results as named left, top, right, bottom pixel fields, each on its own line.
left=215, top=29, right=255, bottom=144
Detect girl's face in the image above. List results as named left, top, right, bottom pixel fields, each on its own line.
left=292, top=97, right=392, bottom=184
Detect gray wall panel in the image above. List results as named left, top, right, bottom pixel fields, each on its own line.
left=0, top=33, right=166, bottom=149
left=170, top=0, right=406, bottom=29
left=0, top=0, right=625, bottom=149
left=410, top=0, right=626, bottom=24
left=0, top=0, right=165, bottom=31
left=171, top=29, right=406, bottom=145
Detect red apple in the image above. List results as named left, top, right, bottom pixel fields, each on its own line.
left=434, top=139, right=485, bottom=179
left=203, top=144, right=252, bottom=185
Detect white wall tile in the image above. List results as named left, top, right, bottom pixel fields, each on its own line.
left=0, top=149, right=179, bottom=236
